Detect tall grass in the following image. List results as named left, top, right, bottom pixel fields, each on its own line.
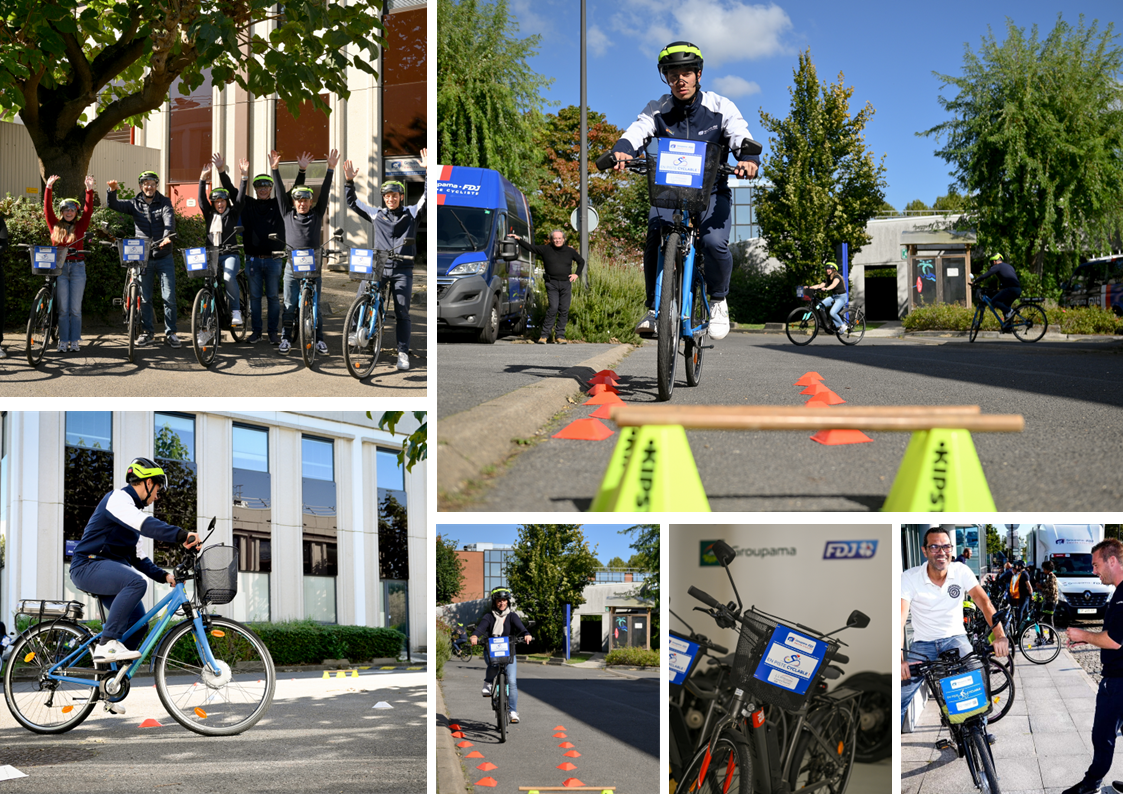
left=529, top=248, right=646, bottom=343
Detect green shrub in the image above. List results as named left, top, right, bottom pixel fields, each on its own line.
left=247, top=620, right=405, bottom=665
left=435, top=619, right=452, bottom=680
left=605, top=647, right=659, bottom=667
left=902, top=301, right=1121, bottom=335
left=1050, top=305, right=1120, bottom=335
left=530, top=249, right=646, bottom=343
left=727, top=263, right=798, bottom=324
left=901, top=303, right=979, bottom=332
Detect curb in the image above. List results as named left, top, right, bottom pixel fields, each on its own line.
left=437, top=343, right=635, bottom=497
left=436, top=680, right=471, bottom=794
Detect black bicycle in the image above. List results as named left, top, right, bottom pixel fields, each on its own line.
left=485, top=636, right=528, bottom=743
left=342, top=240, right=413, bottom=379
left=785, top=288, right=866, bottom=346
left=182, top=231, right=250, bottom=368
left=20, top=243, right=70, bottom=365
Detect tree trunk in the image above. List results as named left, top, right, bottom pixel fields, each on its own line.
left=26, top=123, right=98, bottom=209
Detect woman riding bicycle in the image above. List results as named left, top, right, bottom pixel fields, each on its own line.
left=470, top=587, right=532, bottom=724
left=803, top=262, right=849, bottom=333
left=43, top=174, right=97, bottom=352
left=199, top=153, right=247, bottom=329
left=69, top=457, right=200, bottom=665
left=609, top=41, right=760, bottom=341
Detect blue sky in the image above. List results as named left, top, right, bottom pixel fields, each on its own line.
left=505, top=0, right=1122, bottom=211
left=437, top=523, right=648, bottom=565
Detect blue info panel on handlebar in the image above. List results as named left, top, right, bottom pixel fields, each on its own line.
left=487, top=637, right=511, bottom=660
left=292, top=249, right=316, bottom=273
left=655, top=138, right=708, bottom=189
left=753, top=625, right=827, bottom=695
left=184, top=247, right=208, bottom=273
left=122, top=239, right=147, bottom=261
left=350, top=248, right=375, bottom=275
left=668, top=634, right=701, bottom=686
left=939, top=669, right=987, bottom=717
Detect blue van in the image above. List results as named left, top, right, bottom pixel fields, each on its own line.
left=436, top=165, right=535, bottom=343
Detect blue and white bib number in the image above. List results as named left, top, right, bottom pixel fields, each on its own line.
left=349, top=248, right=375, bottom=276
left=184, top=247, right=208, bottom=273
left=33, top=246, right=59, bottom=268
left=487, top=637, right=511, bottom=661
left=655, top=139, right=707, bottom=189
left=939, top=669, right=987, bottom=716
left=752, top=625, right=827, bottom=695
left=292, top=249, right=316, bottom=273
left=122, top=238, right=147, bottom=261
left=668, top=634, right=701, bottom=686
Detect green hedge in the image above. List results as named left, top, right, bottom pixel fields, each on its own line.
left=605, top=647, right=659, bottom=667
left=902, top=303, right=1122, bottom=335
left=435, top=619, right=452, bottom=680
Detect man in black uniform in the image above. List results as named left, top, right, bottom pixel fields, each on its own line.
left=1062, top=538, right=1123, bottom=794
left=508, top=230, right=585, bottom=344
left=970, top=253, right=1022, bottom=327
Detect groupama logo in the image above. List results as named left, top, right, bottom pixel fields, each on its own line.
left=700, top=542, right=797, bottom=566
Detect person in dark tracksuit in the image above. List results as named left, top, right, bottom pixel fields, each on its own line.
left=68, top=458, right=200, bottom=691
left=508, top=230, right=585, bottom=344
left=1063, top=538, right=1123, bottom=794
left=470, top=587, right=533, bottom=724
left=969, top=253, right=1022, bottom=326
left=343, top=148, right=427, bottom=370
left=198, top=153, right=246, bottom=335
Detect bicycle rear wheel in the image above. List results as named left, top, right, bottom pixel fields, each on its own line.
left=299, top=284, right=317, bottom=368
left=787, top=701, right=858, bottom=794
left=684, top=270, right=706, bottom=387
left=343, top=292, right=379, bottom=379
left=986, top=657, right=1015, bottom=723
left=656, top=233, right=682, bottom=401
left=26, top=287, right=52, bottom=366
left=785, top=305, right=819, bottom=345
left=1018, top=620, right=1060, bottom=664
left=228, top=270, right=249, bottom=343
left=678, top=729, right=752, bottom=794
left=969, top=305, right=983, bottom=343
left=495, top=671, right=508, bottom=743
left=191, top=287, right=219, bottom=368
left=126, top=281, right=141, bottom=364
left=154, top=615, right=276, bottom=736
left=1011, top=304, right=1047, bottom=343
left=3, top=621, right=99, bottom=734
left=837, top=308, right=866, bottom=345
left=967, top=722, right=1001, bottom=794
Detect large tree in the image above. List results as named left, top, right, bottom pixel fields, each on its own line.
left=505, top=524, right=598, bottom=654
left=0, top=0, right=385, bottom=193
left=436, top=0, right=552, bottom=192
left=436, top=535, right=464, bottom=605
left=920, top=16, right=1123, bottom=287
left=756, top=50, right=888, bottom=286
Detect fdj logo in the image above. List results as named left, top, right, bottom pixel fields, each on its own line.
left=823, top=540, right=878, bottom=559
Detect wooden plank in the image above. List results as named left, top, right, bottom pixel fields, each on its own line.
left=607, top=406, right=1023, bottom=433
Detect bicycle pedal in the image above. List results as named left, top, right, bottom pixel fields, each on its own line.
left=112, top=298, right=123, bottom=307
left=935, top=739, right=954, bottom=752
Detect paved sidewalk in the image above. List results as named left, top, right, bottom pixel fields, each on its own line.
left=902, top=648, right=1114, bottom=794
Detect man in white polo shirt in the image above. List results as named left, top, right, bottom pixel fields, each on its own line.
left=901, top=526, right=1009, bottom=726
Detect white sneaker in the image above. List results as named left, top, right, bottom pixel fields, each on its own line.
left=635, top=309, right=657, bottom=336
left=0, top=346, right=7, bottom=358
left=231, top=310, right=243, bottom=327
left=397, top=352, right=409, bottom=371
left=57, top=343, right=67, bottom=353
left=197, top=329, right=215, bottom=346
left=482, top=684, right=493, bottom=697
left=278, top=338, right=292, bottom=354
left=509, top=710, right=520, bottom=723
left=166, top=333, right=182, bottom=349
left=92, top=639, right=141, bottom=663
left=838, top=323, right=848, bottom=334
left=104, top=701, right=126, bottom=715
left=70, top=341, right=80, bottom=352
left=710, top=299, right=730, bottom=340
left=315, top=340, right=329, bottom=355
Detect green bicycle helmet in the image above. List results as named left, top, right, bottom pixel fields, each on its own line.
left=490, top=587, right=513, bottom=609
left=125, top=457, right=167, bottom=489
left=210, top=188, right=231, bottom=202
left=825, top=261, right=838, bottom=272
left=658, top=41, right=704, bottom=76
left=989, top=253, right=1003, bottom=261
left=252, top=174, right=274, bottom=188
left=292, top=186, right=314, bottom=200
left=380, top=180, right=406, bottom=195
left=138, top=170, right=160, bottom=184
left=58, top=198, right=81, bottom=211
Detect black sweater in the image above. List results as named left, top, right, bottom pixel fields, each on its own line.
left=514, top=236, right=586, bottom=280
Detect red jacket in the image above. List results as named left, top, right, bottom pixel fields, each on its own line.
left=44, top=186, right=95, bottom=261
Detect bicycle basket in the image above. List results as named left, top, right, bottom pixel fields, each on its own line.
left=17, top=599, right=84, bottom=623
left=730, top=608, right=839, bottom=710
left=182, top=247, right=219, bottom=279
left=349, top=248, right=386, bottom=281
left=291, top=248, right=320, bottom=276
left=117, top=238, right=150, bottom=269
left=195, top=545, right=239, bottom=605
left=486, top=636, right=514, bottom=666
left=29, top=246, right=67, bottom=276
left=935, top=665, right=991, bottom=724
left=646, top=137, right=721, bottom=214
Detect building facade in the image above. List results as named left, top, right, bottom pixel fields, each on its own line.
left=0, top=410, right=427, bottom=654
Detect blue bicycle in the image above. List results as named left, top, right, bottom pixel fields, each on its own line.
left=598, top=136, right=762, bottom=400
left=968, top=283, right=1047, bottom=343
left=3, top=519, right=276, bottom=736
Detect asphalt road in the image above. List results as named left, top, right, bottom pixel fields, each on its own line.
left=441, top=331, right=1123, bottom=511
left=0, top=669, right=426, bottom=793
left=441, top=654, right=658, bottom=793
left=0, top=268, right=427, bottom=396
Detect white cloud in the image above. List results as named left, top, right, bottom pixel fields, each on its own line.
left=610, top=0, right=793, bottom=68
left=510, top=0, right=550, bottom=36
left=588, top=25, right=610, bottom=58
left=709, top=75, right=761, bottom=98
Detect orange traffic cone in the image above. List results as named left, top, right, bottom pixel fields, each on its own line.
left=810, top=429, right=872, bottom=445
left=800, top=381, right=828, bottom=396
left=794, top=371, right=824, bottom=386
left=584, top=391, right=625, bottom=406
left=805, top=389, right=846, bottom=406
left=588, top=383, right=620, bottom=396
left=553, top=418, right=614, bottom=440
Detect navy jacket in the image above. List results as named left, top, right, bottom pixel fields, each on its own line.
left=72, top=485, right=188, bottom=582
left=274, top=167, right=333, bottom=251
left=105, top=191, right=176, bottom=260
left=977, top=261, right=1020, bottom=290
left=344, top=181, right=426, bottom=262
left=472, top=611, right=529, bottom=640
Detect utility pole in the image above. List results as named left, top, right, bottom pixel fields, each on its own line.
left=578, top=0, right=589, bottom=288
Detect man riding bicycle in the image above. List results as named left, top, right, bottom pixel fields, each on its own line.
left=68, top=458, right=200, bottom=671
left=610, top=41, right=760, bottom=341
left=470, top=587, right=532, bottom=724
left=969, top=253, right=1022, bottom=328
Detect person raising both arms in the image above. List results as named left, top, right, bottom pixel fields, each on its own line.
left=44, top=175, right=97, bottom=352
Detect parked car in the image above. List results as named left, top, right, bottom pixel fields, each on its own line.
left=1060, top=255, right=1123, bottom=315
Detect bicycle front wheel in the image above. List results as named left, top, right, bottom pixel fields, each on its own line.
left=656, top=233, right=682, bottom=401
left=26, top=287, right=53, bottom=366
left=969, top=305, right=983, bottom=343
left=967, top=722, right=1001, bottom=794
left=678, top=729, right=752, bottom=794
left=837, top=308, right=866, bottom=345
left=228, top=270, right=249, bottom=343
left=684, top=270, right=706, bottom=387
left=986, top=657, right=1015, bottom=723
left=785, top=305, right=819, bottom=345
left=191, top=288, right=219, bottom=368
left=154, top=616, right=276, bottom=736
left=1018, top=620, right=1060, bottom=664
left=3, top=621, right=99, bottom=734
left=343, top=292, right=379, bottom=379
left=127, top=281, right=141, bottom=364
left=787, top=702, right=857, bottom=794
left=1012, top=304, right=1047, bottom=343
left=299, top=284, right=317, bottom=368
left=496, top=672, right=508, bottom=743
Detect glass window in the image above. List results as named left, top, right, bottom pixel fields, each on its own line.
left=153, top=413, right=197, bottom=568
left=65, top=412, right=112, bottom=450
left=303, top=435, right=337, bottom=622
left=381, top=8, right=426, bottom=158
left=168, top=71, right=213, bottom=184
left=276, top=96, right=329, bottom=159
left=232, top=425, right=270, bottom=622
left=378, top=450, right=409, bottom=581
left=377, top=447, right=404, bottom=490
left=233, top=425, right=268, bottom=472
left=302, top=436, right=334, bottom=481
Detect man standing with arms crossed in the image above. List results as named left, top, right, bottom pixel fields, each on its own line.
left=901, top=526, right=1009, bottom=728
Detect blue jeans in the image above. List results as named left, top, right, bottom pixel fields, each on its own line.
left=643, top=191, right=733, bottom=305
left=901, top=635, right=973, bottom=725
left=221, top=253, right=241, bottom=314
left=283, top=267, right=322, bottom=342
left=69, top=558, right=149, bottom=650
left=483, top=650, right=519, bottom=711
left=247, top=256, right=283, bottom=334
left=141, top=254, right=178, bottom=336
left=822, top=294, right=847, bottom=328
left=56, top=260, right=87, bottom=344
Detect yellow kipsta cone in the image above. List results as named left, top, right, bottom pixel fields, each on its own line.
left=350, top=670, right=359, bottom=678
left=606, top=425, right=710, bottom=512
left=322, top=670, right=330, bottom=679
left=590, top=426, right=639, bottom=511
left=336, top=670, right=346, bottom=679
left=882, top=428, right=997, bottom=511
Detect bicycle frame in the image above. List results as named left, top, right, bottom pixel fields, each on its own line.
left=652, top=215, right=708, bottom=341
left=42, top=582, right=220, bottom=689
